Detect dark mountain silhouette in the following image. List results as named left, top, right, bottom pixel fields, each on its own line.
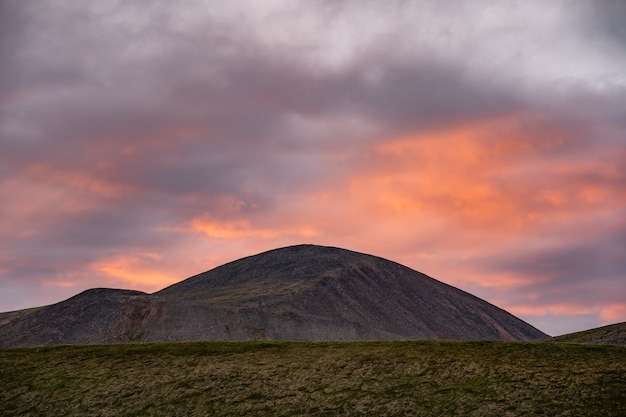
left=0, top=244, right=547, bottom=347
left=548, top=321, right=626, bottom=345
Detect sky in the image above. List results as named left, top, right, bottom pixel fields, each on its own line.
left=1, top=0, right=625, bottom=336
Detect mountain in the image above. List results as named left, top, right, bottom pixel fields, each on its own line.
left=0, top=244, right=547, bottom=347
left=548, top=322, right=626, bottom=345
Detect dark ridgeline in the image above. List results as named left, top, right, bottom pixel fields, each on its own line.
left=0, top=244, right=547, bottom=347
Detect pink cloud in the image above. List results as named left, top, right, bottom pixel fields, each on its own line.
left=89, top=253, right=179, bottom=293
left=601, top=304, right=626, bottom=325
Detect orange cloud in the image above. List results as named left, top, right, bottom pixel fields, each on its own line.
left=188, top=217, right=319, bottom=240
left=43, top=280, right=78, bottom=288
left=600, top=304, right=626, bottom=324
left=460, top=272, right=537, bottom=290
left=350, top=125, right=522, bottom=231
left=505, top=303, right=600, bottom=317
left=504, top=302, right=626, bottom=327
left=90, top=254, right=175, bottom=292
left=345, top=114, right=621, bottom=239
left=0, top=176, right=85, bottom=240
left=22, top=163, right=137, bottom=199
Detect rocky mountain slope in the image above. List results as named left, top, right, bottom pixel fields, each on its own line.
left=0, top=245, right=547, bottom=347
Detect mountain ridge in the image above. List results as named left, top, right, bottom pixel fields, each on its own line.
left=549, top=321, right=626, bottom=345
left=0, top=244, right=547, bottom=347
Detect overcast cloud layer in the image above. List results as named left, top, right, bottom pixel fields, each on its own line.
left=1, top=0, right=625, bottom=335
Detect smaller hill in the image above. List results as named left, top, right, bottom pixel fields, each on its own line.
left=549, top=322, right=626, bottom=345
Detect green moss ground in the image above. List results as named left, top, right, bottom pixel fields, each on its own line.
left=1, top=341, right=625, bottom=416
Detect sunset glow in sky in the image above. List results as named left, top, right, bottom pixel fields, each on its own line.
left=1, top=0, right=625, bottom=336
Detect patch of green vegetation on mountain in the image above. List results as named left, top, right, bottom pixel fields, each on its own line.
left=2, top=340, right=624, bottom=416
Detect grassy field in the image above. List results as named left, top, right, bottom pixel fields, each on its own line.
left=1, top=341, right=625, bottom=416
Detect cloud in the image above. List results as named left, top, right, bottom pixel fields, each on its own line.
left=588, top=0, right=626, bottom=51
left=484, top=222, right=626, bottom=300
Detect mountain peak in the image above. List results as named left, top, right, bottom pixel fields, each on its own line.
left=156, top=244, right=378, bottom=303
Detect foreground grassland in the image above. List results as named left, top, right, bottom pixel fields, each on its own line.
left=1, top=341, right=625, bottom=416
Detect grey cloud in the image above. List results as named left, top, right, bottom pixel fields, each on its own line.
left=589, top=0, right=626, bottom=50
left=350, top=58, right=523, bottom=131
left=42, top=207, right=173, bottom=249
left=482, top=221, right=626, bottom=306
left=0, top=203, right=185, bottom=296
